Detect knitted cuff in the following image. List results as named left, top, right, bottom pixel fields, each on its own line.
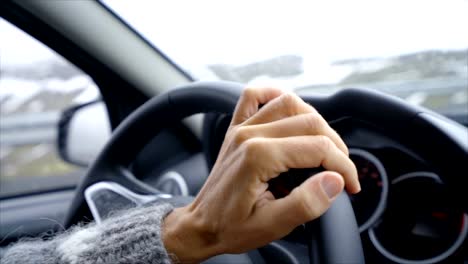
left=57, top=203, right=174, bottom=264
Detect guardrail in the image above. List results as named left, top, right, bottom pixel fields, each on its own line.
left=0, top=112, right=60, bottom=146
left=1, top=78, right=466, bottom=146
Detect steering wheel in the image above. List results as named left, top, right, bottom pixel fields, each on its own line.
left=65, top=81, right=467, bottom=263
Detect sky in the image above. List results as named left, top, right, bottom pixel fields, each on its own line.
left=102, top=0, right=468, bottom=66
left=1, top=0, right=467, bottom=82
left=0, top=19, right=63, bottom=66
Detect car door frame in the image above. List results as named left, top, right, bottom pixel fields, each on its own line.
left=0, top=0, right=190, bottom=246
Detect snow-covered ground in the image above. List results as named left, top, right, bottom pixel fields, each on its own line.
left=0, top=75, right=99, bottom=115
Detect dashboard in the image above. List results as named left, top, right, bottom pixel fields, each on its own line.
left=348, top=148, right=466, bottom=264
left=310, top=117, right=466, bottom=263
left=136, top=116, right=467, bottom=263
left=259, top=116, right=467, bottom=263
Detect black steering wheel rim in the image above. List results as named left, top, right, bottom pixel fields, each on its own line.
left=65, top=81, right=468, bottom=263
left=65, top=81, right=364, bottom=263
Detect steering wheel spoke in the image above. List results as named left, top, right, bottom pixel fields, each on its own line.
left=84, top=181, right=171, bottom=223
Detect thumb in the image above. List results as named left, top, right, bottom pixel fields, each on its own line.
left=255, top=171, right=344, bottom=236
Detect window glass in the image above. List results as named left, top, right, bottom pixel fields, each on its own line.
left=0, top=19, right=101, bottom=197
left=103, top=0, right=468, bottom=116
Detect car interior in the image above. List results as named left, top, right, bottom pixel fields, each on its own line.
left=1, top=1, right=467, bottom=263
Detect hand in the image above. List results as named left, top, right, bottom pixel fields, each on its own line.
left=163, top=87, right=361, bottom=263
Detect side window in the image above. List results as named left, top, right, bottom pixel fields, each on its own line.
left=0, top=19, right=102, bottom=197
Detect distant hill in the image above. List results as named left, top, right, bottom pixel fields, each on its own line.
left=208, top=55, right=303, bottom=83
left=1, top=59, right=94, bottom=115
left=334, top=50, right=467, bottom=85
left=13, top=89, right=85, bottom=114
left=2, top=58, right=82, bottom=81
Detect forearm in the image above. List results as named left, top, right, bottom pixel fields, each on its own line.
left=1, top=202, right=174, bottom=264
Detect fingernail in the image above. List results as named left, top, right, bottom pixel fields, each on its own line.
left=321, top=175, right=342, bottom=199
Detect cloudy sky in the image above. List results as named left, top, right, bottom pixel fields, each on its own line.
left=2, top=0, right=467, bottom=82
left=102, top=0, right=468, bottom=65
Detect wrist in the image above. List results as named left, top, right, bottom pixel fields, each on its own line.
left=162, top=206, right=219, bottom=263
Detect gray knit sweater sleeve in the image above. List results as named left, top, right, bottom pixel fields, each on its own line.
left=1, top=203, right=174, bottom=264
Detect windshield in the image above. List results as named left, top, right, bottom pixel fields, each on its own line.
left=103, top=0, right=467, bottom=116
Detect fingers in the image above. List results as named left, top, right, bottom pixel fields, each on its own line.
left=232, top=88, right=349, bottom=156
left=242, top=136, right=360, bottom=193
left=255, top=191, right=275, bottom=208
left=244, top=92, right=317, bottom=126
left=231, top=87, right=284, bottom=126
left=235, top=113, right=349, bottom=156
left=253, top=171, right=344, bottom=236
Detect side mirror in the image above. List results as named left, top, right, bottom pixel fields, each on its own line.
left=58, top=100, right=111, bottom=167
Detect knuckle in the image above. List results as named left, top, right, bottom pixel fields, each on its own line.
left=242, top=87, right=256, bottom=99
left=315, top=135, right=333, bottom=154
left=342, top=143, right=350, bottom=156
left=243, top=138, right=264, bottom=158
left=233, top=127, right=250, bottom=145
left=280, top=93, right=301, bottom=115
left=307, top=103, right=319, bottom=114
left=293, top=189, right=321, bottom=220
left=349, top=158, right=358, bottom=177
left=303, top=113, right=324, bottom=132
left=295, top=183, right=332, bottom=221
